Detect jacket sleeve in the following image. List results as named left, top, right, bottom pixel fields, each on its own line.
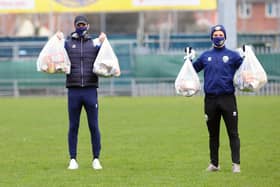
left=192, top=55, right=204, bottom=73
left=233, top=52, right=243, bottom=70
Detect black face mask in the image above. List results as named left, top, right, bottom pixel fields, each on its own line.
left=75, top=26, right=88, bottom=37
left=212, top=36, right=225, bottom=47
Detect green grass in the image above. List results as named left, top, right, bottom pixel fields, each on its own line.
left=0, top=96, right=279, bottom=187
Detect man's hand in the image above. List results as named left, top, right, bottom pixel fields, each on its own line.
left=99, top=32, right=106, bottom=43
left=55, top=31, right=64, bottom=40
left=184, top=47, right=195, bottom=60
left=237, top=47, right=245, bottom=59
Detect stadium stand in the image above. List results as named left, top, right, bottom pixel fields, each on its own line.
left=0, top=37, right=47, bottom=60
left=145, top=34, right=211, bottom=50
left=0, top=34, right=279, bottom=96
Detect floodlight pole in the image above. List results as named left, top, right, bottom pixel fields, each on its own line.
left=100, top=13, right=106, bottom=33
left=48, top=1, right=54, bottom=37
left=137, top=11, right=145, bottom=47
left=217, top=0, right=237, bottom=49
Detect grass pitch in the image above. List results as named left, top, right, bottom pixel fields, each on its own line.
left=0, top=96, right=279, bottom=187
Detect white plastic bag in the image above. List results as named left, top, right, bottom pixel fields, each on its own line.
left=234, top=45, right=267, bottom=92
left=175, top=56, right=201, bottom=97
left=93, top=38, right=121, bottom=77
left=36, top=32, right=71, bottom=74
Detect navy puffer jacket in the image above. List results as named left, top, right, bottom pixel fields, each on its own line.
left=65, top=33, right=99, bottom=88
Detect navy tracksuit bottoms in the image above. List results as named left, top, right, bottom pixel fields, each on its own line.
left=67, top=87, right=101, bottom=159
left=204, top=94, right=240, bottom=167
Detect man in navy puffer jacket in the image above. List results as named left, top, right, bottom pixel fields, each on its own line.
left=192, top=25, right=243, bottom=173
left=65, top=15, right=106, bottom=170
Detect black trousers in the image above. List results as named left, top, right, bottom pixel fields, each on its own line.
left=204, top=94, right=240, bottom=167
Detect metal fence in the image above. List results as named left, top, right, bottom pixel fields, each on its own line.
left=1, top=77, right=279, bottom=97
left=0, top=35, right=280, bottom=97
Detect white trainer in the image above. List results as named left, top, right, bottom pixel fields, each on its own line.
left=68, top=159, right=79, bottom=170
left=232, top=163, right=241, bottom=173
left=206, top=163, right=220, bottom=172
left=92, top=158, right=102, bottom=170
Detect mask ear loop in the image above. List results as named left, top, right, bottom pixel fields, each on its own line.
left=82, top=24, right=90, bottom=36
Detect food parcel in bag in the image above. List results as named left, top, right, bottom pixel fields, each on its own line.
left=234, top=45, right=267, bottom=92
left=37, top=32, right=70, bottom=74
left=93, top=38, right=121, bottom=77
left=175, top=48, right=200, bottom=97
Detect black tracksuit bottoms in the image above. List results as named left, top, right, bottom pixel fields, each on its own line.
left=68, top=87, right=101, bottom=160
left=204, top=94, right=240, bottom=167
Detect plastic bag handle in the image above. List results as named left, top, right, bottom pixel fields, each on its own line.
left=184, top=46, right=192, bottom=54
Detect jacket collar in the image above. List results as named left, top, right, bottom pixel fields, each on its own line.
left=70, top=32, right=91, bottom=40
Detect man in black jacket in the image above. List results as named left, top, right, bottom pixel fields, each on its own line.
left=64, top=15, right=106, bottom=170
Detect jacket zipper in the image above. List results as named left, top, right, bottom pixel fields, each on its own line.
left=81, top=39, right=84, bottom=87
